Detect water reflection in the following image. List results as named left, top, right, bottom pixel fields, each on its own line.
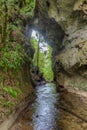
left=33, top=83, right=59, bottom=130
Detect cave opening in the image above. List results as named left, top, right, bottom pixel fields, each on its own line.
left=30, top=29, right=54, bottom=82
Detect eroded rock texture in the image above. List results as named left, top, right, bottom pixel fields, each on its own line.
left=35, top=0, right=87, bottom=91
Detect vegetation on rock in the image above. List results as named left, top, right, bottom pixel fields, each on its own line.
left=0, top=0, right=36, bottom=121
left=30, top=31, right=54, bottom=81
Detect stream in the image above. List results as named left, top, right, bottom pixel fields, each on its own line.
left=10, top=83, right=87, bottom=130
left=33, top=83, right=58, bottom=130
left=11, top=83, right=59, bottom=130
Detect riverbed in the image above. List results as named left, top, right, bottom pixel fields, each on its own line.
left=10, top=84, right=87, bottom=130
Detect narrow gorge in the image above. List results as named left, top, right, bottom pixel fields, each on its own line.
left=0, top=0, right=87, bottom=130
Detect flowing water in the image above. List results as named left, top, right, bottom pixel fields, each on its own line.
left=11, top=83, right=59, bottom=130
left=11, top=84, right=87, bottom=130
left=33, top=83, right=58, bottom=130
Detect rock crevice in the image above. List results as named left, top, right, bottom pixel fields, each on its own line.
left=34, top=0, right=87, bottom=91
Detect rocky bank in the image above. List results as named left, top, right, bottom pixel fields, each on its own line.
left=34, top=0, right=87, bottom=91
left=1, top=0, right=87, bottom=129
left=34, top=0, right=87, bottom=129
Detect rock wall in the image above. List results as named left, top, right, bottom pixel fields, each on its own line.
left=35, top=0, right=87, bottom=91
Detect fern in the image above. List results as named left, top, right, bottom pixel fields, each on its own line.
left=3, top=87, right=21, bottom=98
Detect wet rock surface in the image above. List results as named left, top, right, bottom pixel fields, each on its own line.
left=10, top=86, right=87, bottom=130
left=58, top=89, right=87, bottom=130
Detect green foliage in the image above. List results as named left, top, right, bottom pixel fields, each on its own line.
left=41, top=46, right=54, bottom=81
left=20, top=0, right=36, bottom=17
left=2, top=100, right=14, bottom=108
left=30, top=37, right=39, bottom=66
left=0, top=43, right=26, bottom=70
left=0, top=0, right=36, bottom=43
left=1, top=99, right=14, bottom=114
left=38, top=52, right=44, bottom=72
left=3, top=86, right=22, bottom=98
left=31, top=36, right=54, bottom=81
left=0, top=0, right=35, bottom=65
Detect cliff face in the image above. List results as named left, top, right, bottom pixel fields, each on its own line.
left=35, top=0, right=87, bottom=91
left=34, top=1, right=87, bottom=129
left=0, top=1, right=35, bottom=125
